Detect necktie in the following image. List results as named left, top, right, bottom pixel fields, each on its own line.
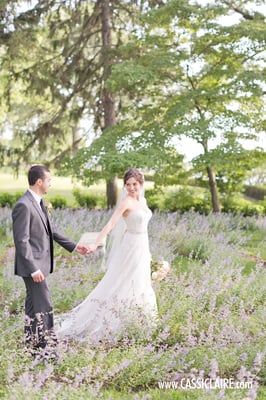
left=40, top=199, right=53, bottom=266
left=40, top=199, right=50, bottom=229
left=40, top=199, right=46, bottom=215
left=40, top=200, right=49, bottom=224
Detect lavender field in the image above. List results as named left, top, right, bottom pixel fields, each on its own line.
left=0, top=208, right=265, bottom=399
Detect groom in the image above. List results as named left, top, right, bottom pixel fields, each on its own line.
left=12, top=165, right=88, bottom=354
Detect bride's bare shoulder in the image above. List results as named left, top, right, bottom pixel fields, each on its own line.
left=120, top=196, right=135, bottom=216
left=120, top=195, right=132, bottom=207
left=117, top=196, right=130, bottom=211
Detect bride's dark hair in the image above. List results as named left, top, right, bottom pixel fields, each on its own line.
left=123, top=168, right=144, bottom=185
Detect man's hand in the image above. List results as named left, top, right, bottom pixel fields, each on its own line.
left=32, top=271, right=44, bottom=283
left=76, top=244, right=89, bottom=255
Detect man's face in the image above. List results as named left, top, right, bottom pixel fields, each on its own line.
left=39, top=171, right=51, bottom=195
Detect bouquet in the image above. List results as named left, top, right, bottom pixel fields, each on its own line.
left=151, top=259, right=171, bottom=281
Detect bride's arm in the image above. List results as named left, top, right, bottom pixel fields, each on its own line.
left=87, top=198, right=129, bottom=253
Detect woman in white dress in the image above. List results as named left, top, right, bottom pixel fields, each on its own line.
left=56, top=168, right=158, bottom=343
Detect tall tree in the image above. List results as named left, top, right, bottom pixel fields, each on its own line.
left=1, top=0, right=164, bottom=204
left=101, top=0, right=117, bottom=206
left=1, top=0, right=265, bottom=211
left=101, top=0, right=266, bottom=211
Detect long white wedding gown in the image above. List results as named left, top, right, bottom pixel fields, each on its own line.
left=56, top=208, right=158, bottom=343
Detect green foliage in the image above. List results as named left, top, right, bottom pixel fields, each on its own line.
left=0, top=191, right=23, bottom=207
left=61, top=123, right=186, bottom=190
left=0, top=208, right=13, bottom=241
left=72, top=189, right=102, bottom=209
left=221, top=197, right=264, bottom=216
left=105, top=0, right=266, bottom=211
left=145, top=189, right=163, bottom=211
left=107, top=60, right=156, bottom=92
left=162, top=188, right=211, bottom=214
left=240, top=204, right=263, bottom=217
left=14, top=192, right=24, bottom=201
left=0, top=192, right=15, bottom=207
left=260, top=200, right=266, bottom=216
left=1, top=0, right=266, bottom=213
left=50, top=196, right=67, bottom=209
left=192, top=147, right=266, bottom=199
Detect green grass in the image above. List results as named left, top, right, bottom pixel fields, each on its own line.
left=0, top=172, right=155, bottom=207
left=244, top=231, right=266, bottom=259
left=0, top=172, right=107, bottom=207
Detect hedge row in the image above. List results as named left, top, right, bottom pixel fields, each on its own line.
left=0, top=188, right=265, bottom=216
left=244, top=185, right=266, bottom=201
left=0, top=190, right=105, bottom=210
left=145, top=188, right=266, bottom=216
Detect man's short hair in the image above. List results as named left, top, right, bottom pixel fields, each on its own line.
left=28, top=165, right=50, bottom=186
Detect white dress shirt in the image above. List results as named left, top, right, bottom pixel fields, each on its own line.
left=28, top=189, right=43, bottom=277
left=28, top=188, right=42, bottom=210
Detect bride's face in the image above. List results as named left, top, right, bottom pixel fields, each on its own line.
left=125, top=177, right=142, bottom=198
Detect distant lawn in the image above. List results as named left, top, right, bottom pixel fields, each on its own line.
left=0, top=171, right=155, bottom=208
left=0, top=171, right=262, bottom=212
left=0, top=172, right=107, bottom=207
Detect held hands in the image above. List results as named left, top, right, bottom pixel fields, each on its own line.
left=75, top=244, right=98, bottom=255
left=75, top=244, right=89, bottom=255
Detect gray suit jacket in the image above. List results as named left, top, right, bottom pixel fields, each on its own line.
left=12, top=190, right=76, bottom=277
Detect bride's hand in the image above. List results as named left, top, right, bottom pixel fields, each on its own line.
left=87, top=243, right=98, bottom=254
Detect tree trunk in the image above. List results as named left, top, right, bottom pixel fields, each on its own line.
left=206, top=166, right=220, bottom=212
left=72, top=126, right=79, bottom=154
left=106, top=176, right=118, bottom=208
left=101, top=0, right=118, bottom=208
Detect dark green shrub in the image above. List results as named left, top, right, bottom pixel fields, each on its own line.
left=221, top=196, right=250, bottom=215
left=13, top=192, right=24, bottom=202
left=239, top=204, right=262, bottom=217
left=193, top=198, right=212, bottom=214
left=0, top=192, right=15, bottom=207
left=73, top=189, right=98, bottom=209
left=145, top=189, right=163, bottom=211
left=161, top=188, right=211, bottom=214
left=96, top=195, right=107, bottom=209
left=222, top=198, right=263, bottom=216
left=50, top=196, right=67, bottom=209
left=0, top=213, right=12, bottom=237
left=221, top=198, right=240, bottom=214
left=163, top=188, right=196, bottom=213
left=260, top=200, right=266, bottom=215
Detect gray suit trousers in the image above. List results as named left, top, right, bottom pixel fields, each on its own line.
left=23, top=277, right=55, bottom=347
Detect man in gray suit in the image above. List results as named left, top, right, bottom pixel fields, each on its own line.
left=12, top=165, right=88, bottom=354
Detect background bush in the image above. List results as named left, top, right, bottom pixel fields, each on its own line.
left=50, top=195, right=67, bottom=209
left=72, top=189, right=105, bottom=209
left=0, top=192, right=23, bottom=208
left=145, top=189, right=164, bottom=211
left=0, top=192, right=14, bottom=207
left=160, top=188, right=211, bottom=214
left=221, top=196, right=264, bottom=216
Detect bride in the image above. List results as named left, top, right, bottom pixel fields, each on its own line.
left=56, top=168, right=158, bottom=343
